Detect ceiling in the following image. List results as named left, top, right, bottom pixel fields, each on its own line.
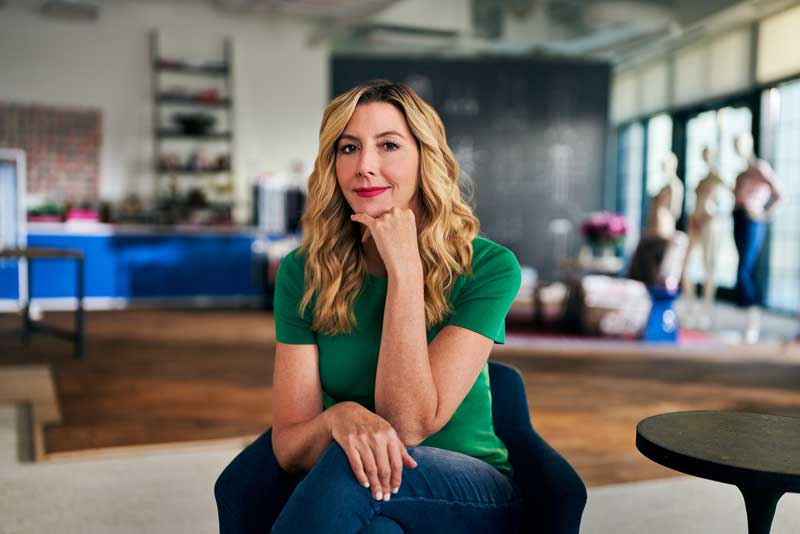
left=36, top=0, right=800, bottom=62
left=209, top=0, right=800, bottom=62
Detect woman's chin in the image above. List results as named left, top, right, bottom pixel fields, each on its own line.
left=354, top=201, right=394, bottom=218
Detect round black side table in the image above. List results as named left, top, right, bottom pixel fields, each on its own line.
left=636, top=411, right=800, bottom=534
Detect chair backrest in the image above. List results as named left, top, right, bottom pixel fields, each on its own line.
left=488, top=360, right=533, bottom=447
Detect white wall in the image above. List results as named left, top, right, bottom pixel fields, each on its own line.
left=758, top=4, right=800, bottom=83
left=610, top=71, right=638, bottom=123
left=0, top=0, right=328, bottom=222
left=611, top=26, right=754, bottom=123
left=639, top=60, right=670, bottom=115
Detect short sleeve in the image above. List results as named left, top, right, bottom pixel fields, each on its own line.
left=445, top=244, right=521, bottom=344
left=273, top=249, right=317, bottom=344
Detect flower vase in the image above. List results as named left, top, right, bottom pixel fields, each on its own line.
left=591, top=242, right=615, bottom=258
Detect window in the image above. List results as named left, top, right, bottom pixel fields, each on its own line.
left=684, top=106, right=751, bottom=289
left=616, top=123, right=644, bottom=253
left=764, top=81, right=800, bottom=312
left=645, top=114, right=673, bottom=197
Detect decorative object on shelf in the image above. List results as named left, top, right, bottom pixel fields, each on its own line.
left=580, top=211, right=627, bottom=257
left=155, top=57, right=228, bottom=75
left=158, top=151, right=230, bottom=173
left=171, top=112, right=217, bottom=135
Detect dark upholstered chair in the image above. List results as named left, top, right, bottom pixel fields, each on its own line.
left=215, top=361, right=587, bottom=533
left=488, top=360, right=587, bottom=533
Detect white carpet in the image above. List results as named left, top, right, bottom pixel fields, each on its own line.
left=0, top=406, right=237, bottom=534
left=582, top=475, right=800, bottom=534
left=2, top=404, right=799, bottom=533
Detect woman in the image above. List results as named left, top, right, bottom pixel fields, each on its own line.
left=216, top=80, right=523, bottom=533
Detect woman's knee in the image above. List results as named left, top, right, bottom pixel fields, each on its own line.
left=305, top=441, right=362, bottom=488
left=214, top=430, right=276, bottom=510
left=215, top=456, right=250, bottom=511
left=273, top=443, right=375, bottom=532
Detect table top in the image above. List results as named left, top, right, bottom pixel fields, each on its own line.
left=0, top=247, right=83, bottom=259
left=637, top=411, right=800, bottom=491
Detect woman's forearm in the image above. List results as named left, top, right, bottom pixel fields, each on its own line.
left=374, top=267, right=438, bottom=446
left=272, top=407, right=337, bottom=473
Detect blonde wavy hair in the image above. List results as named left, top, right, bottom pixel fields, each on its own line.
left=298, top=79, right=479, bottom=335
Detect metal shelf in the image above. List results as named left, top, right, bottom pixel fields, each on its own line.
left=157, top=167, right=231, bottom=175
left=151, top=29, right=236, bottom=226
left=156, top=95, right=232, bottom=108
left=154, top=61, right=229, bottom=77
left=156, top=130, right=232, bottom=140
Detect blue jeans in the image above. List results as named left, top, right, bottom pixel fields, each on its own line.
left=216, top=429, right=523, bottom=533
left=733, top=208, right=767, bottom=307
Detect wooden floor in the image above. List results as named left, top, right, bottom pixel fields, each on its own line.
left=2, top=308, right=799, bottom=487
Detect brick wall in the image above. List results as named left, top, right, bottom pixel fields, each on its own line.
left=0, top=102, right=101, bottom=202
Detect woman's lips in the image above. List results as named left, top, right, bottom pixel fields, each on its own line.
left=355, top=187, right=390, bottom=198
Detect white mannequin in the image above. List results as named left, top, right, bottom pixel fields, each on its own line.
left=733, top=133, right=782, bottom=343
left=645, top=152, right=684, bottom=239
left=682, top=147, right=728, bottom=329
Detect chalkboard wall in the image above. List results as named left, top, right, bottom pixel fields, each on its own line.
left=332, top=56, right=610, bottom=280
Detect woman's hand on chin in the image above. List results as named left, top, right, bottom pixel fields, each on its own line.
left=351, top=207, right=422, bottom=279
left=325, top=401, right=418, bottom=501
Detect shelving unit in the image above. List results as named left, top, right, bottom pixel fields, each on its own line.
left=149, top=29, right=235, bottom=225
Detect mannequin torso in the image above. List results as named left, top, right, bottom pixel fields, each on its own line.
left=734, top=160, right=780, bottom=221
left=646, top=175, right=684, bottom=239
left=689, top=171, right=726, bottom=233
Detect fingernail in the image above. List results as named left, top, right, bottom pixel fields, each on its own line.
left=362, top=482, right=370, bottom=488
left=392, top=487, right=399, bottom=494
left=375, top=492, right=383, bottom=501
left=383, top=493, right=391, bottom=502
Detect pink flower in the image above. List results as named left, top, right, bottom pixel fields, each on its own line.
left=581, top=212, right=628, bottom=243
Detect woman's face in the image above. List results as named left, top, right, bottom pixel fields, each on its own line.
left=335, top=102, right=421, bottom=219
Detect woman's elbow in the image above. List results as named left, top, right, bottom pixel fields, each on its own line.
left=393, top=418, right=438, bottom=448
left=271, top=431, right=303, bottom=473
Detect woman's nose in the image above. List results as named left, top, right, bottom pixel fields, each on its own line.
left=357, top=146, right=378, bottom=177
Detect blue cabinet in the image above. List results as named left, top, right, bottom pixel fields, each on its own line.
left=0, top=225, right=283, bottom=305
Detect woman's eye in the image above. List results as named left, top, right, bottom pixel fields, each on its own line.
left=339, top=144, right=358, bottom=154
left=383, top=141, right=399, bottom=151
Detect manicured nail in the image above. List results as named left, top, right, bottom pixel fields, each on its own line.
left=375, top=492, right=383, bottom=501
left=383, top=493, right=391, bottom=502
left=392, top=487, right=399, bottom=494
left=362, top=481, right=370, bottom=488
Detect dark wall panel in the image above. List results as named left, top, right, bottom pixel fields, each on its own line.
left=332, top=56, right=610, bottom=280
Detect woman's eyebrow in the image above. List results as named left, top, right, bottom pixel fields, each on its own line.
left=337, top=131, right=405, bottom=143
left=376, top=130, right=404, bottom=139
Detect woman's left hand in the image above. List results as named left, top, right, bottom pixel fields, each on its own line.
left=351, top=207, right=422, bottom=279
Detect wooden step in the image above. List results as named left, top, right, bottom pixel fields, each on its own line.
left=0, top=364, right=61, bottom=461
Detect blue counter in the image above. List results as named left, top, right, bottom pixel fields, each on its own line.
left=0, top=223, right=292, bottom=308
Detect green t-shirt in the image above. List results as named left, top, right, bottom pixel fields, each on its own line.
left=274, top=236, right=521, bottom=474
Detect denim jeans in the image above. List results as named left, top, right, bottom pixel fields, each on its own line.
left=733, top=208, right=767, bottom=307
left=216, top=429, right=524, bottom=533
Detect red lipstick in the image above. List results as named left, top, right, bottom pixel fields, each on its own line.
left=355, top=187, right=390, bottom=198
